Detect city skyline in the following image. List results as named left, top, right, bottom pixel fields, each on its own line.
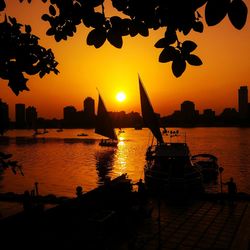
left=1, top=1, right=250, bottom=119
left=1, top=85, right=249, bottom=123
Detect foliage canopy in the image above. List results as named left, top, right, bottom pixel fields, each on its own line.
left=0, top=0, right=248, bottom=95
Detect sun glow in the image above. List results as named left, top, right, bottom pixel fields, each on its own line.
left=116, top=91, right=126, bottom=102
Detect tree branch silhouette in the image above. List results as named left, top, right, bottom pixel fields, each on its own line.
left=0, top=0, right=248, bottom=95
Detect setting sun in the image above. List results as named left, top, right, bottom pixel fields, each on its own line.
left=116, top=91, right=126, bottom=102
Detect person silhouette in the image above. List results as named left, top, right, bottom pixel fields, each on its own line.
left=23, top=190, right=32, bottom=212
left=223, top=177, right=237, bottom=205
left=76, top=186, right=84, bottom=198
left=134, top=179, right=147, bottom=204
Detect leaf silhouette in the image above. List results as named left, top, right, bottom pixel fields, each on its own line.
left=193, top=21, right=204, bottom=33
left=49, top=5, right=56, bottom=16
left=25, top=25, right=32, bottom=33
left=159, top=46, right=177, bottom=63
left=186, top=54, right=203, bottom=66
left=165, top=29, right=177, bottom=44
left=155, top=38, right=167, bottom=48
left=182, top=41, right=197, bottom=54
left=129, top=21, right=139, bottom=37
left=137, top=22, right=149, bottom=37
left=41, top=14, right=50, bottom=21
left=228, top=0, right=248, bottom=30
left=107, top=29, right=123, bottom=48
left=205, top=0, right=230, bottom=26
left=172, top=55, right=186, bottom=77
left=192, top=0, right=208, bottom=9
left=46, top=27, right=54, bottom=36
left=87, top=28, right=106, bottom=48
left=8, top=74, right=29, bottom=96
left=0, top=0, right=6, bottom=11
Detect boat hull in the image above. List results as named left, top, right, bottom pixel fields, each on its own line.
left=144, top=167, right=204, bottom=196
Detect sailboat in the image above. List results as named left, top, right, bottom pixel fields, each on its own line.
left=95, top=93, right=118, bottom=147
left=139, top=75, right=203, bottom=195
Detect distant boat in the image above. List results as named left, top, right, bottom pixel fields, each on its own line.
left=95, top=93, right=118, bottom=147
left=33, top=128, right=43, bottom=136
left=56, top=126, right=63, bottom=133
left=43, top=128, right=49, bottom=134
left=139, top=75, right=203, bottom=195
left=134, top=125, right=143, bottom=130
left=77, top=133, right=88, bottom=137
left=118, top=128, right=125, bottom=135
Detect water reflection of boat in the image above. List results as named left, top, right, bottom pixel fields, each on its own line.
left=43, top=128, right=49, bottom=134
left=95, top=93, right=118, bottom=147
left=191, top=154, right=219, bottom=182
left=139, top=75, right=203, bottom=196
left=95, top=149, right=116, bottom=185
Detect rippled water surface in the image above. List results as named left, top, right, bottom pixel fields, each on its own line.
left=0, top=128, right=250, bottom=197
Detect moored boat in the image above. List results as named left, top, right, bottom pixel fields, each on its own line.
left=139, top=75, right=203, bottom=196
left=191, top=154, right=219, bottom=182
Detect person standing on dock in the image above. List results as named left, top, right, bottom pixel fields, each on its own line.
left=23, top=190, right=32, bottom=212
left=223, top=177, right=237, bottom=205
left=134, top=179, right=147, bottom=204
left=76, top=186, right=84, bottom=198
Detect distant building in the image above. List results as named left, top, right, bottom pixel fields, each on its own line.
left=203, top=109, right=215, bottom=118
left=83, top=97, right=95, bottom=117
left=15, top=103, right=26, bottom=129
left=248, top=103, right=250, bottom=119
left=180, top=101, right=198, bottom=124
left=0, top=99, right=9, bottom=134
left=83, top=97, right=95, bottom=127
left=200, top=109, right=216, bottom=125
left=219, top=108, right=238, bottom=124
left=63, top=106, right=77, bottom=128
left=26, top=106, right=37, bottom=129
left=238, top=86, right=248, bottom=120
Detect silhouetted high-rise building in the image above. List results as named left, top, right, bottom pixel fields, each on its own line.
left=238, top=86, right=248, bottom=120
left=63, top=106, right=77, bottom=128
left=26, top=106, right=37, bottom=129
left=180, top=101, right=197, bottom=124
left=15, top=103, right=26, bottom=129
left=0, top=99, right=9, bottom=134
left=83, top=97, right=95, bottom=116
left=181, top=101, right=195, bottom=114
left=83, top=97, right=95, bottom=127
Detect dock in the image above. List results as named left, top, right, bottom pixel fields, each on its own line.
left=120, top=198, right=250, bottom=250
left=0, top=174, right=249, bottom=250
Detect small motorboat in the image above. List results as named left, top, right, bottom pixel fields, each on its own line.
left=191, top=154, right=219, bottom=182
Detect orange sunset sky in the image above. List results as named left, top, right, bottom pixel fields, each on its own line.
left=1, top=0, right=250, bottom=120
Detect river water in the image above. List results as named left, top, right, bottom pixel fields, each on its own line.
left=0, top=128, right=250, bottom=198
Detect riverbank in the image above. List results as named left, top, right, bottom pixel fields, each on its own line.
left=0, top=174, right=249, bottom=249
